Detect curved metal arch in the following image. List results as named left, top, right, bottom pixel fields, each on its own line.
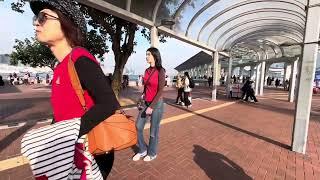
left=228, top=34, right=301, bottom=52
left=196, top=0, right=306, bottom=39
left=219, top=24, right=304, bottom=47
left=206, top=8, right=305, bottom=44
left=233, top=43, right=268, bottom=60
left=235, top=42, right=275, bottom=60
left=207, top=17, right=304, bottom=44
left=235, top=38, right=285, bottom=57
left=225, top=33, right=302, bottom=55
left=231, top=44, right=262, bottom=60
left=152, top=0, right=163, bottom=23
left=225, top=31, right=302, bottom=51
left=172, top=0, right=192, bottom=19
left=230, top=36, right=289, bottom=56
left=186, top=0, right=306, bottom=37
left=238, top=41, right=277, bottom=59
left=249, top=42, right=277, bottom=59
left=211, top=19, right=304, bottom=47
left=262, top=39, right=285, bottom=57
left=185, top=0, right=305, bottom=36
left=215, top=24, right=304, bottom=49
left=185, top=0, right=222, bottom=36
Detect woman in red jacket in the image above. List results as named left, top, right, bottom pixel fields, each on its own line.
left=132, top=47, right=165, bottom=162
left=26, top=0, right=119, bottom=179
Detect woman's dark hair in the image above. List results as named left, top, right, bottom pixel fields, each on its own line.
left=184, top=71, right=190, bottom=79
left=55, top=9, right=85, bottom=47
left=147, top=47, right=164, bottom=70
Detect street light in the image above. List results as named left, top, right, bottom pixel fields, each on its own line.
left=161, top=19, right=175, bottom=26
left=156, top=19, right=175, bottom=28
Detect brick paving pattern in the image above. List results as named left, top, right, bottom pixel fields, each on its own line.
left=0, top=85, right=320, bottom=180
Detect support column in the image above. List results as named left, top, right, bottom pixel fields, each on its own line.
left=294, top=60, right=302, bottom=101
left=292, top=2, right=320, bottom=154
left=289, top=58, right=298, bottom=102
left=212, top=51, right=219, bottom=101
left=259, top=61, right=266, bottom=95
left=255, top=63, right=261, bottom=95
left=218, top=61, right=222, bottom=85
left=283, top=63, right=288, bottom=85
left=265, top=64, right=271, bottom=86
left=150, top=26, right=159, bottom=48
left=226, top=58, right=233, bottom=98
left=239, top=66, right=244, bottom=81
left=283, top=63, right=291, bottom=86
left=250, top=65, right=254, bottom=78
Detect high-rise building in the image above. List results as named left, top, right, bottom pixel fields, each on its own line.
left=0, top=54, right=10, bottom=65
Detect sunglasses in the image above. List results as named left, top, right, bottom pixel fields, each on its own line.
left=33, top=12, right=59, bottom=25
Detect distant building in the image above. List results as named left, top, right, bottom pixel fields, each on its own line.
left=0, top=54, right=11, bottom=65
left=174, top=51, right=229, bottom=79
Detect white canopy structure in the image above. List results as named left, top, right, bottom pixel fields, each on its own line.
left=76, top=0, right=320, bottom=154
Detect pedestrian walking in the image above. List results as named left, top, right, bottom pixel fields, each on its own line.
left=175, top=75, right=184, bottom=105
left=183, top=71, right=192, bottom=108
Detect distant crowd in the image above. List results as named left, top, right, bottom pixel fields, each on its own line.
left=0, top=72, right=52, bottom=86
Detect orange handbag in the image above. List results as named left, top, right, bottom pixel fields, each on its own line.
left=68, top=55, right=137, bottom=155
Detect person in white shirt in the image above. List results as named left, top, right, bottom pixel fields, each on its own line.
left=183, top=72, right=192, bottom=108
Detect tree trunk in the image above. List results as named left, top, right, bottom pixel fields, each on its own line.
left=112, top=67, right=122, bottom=99
left=111, top=20, right=137, bottom=99
left=112, top=53, right=128, bottom=99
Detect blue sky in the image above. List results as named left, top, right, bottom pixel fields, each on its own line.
left=0, top=0, right=204, bottom=75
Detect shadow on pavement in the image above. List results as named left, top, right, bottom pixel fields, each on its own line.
left=0, top=103, right=33, bottom=122
left=165, top=100, right=291, bottom=150
left=193, top=145, right=252, bottom=180
left=239, top=100, right=294, bottom=116
left=0, top=121, right=36, bottom=153
left=0, top=85, right=22, bottom=94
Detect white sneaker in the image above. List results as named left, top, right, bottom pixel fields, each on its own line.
left=143, top=155, right=157, bottom=162
left=132, top=151, right=147, bottom=161
left=181, top=102, right=185, bottom=106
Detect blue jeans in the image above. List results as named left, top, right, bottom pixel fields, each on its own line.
left=136, top=100, right=164, bottom=156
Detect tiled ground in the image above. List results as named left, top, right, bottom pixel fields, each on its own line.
left=0, top=87, right=320, bottom=180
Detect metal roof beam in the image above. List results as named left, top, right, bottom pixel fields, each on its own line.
left=223, top=30, right=303, bottom=50
left=207, top=8, right=305, bottom=44
left=213, top=20, right=304, bottom=48
left=76, top=0, right=229, bottom=57
left=234, top=56, right=299, bottom=67
left=157, top=26, right=229, bottom=57
left=195, top=0, right=306, bottom=40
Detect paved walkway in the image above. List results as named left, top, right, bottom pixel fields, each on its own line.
left=0, top=86, right=320, bottom=179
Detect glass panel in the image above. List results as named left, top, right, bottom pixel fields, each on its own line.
left=131, top=0, right=158, bottom=21
left=155, top=0, right=185, bottom=26
left=185, top=0, right=305, bottom=47
left=170, top=0, right=212, bottom=34
left=207, top=12, right=304, bottom=47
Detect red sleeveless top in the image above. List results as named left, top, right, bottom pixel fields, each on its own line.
left=51, top=48, right=98, bottom=122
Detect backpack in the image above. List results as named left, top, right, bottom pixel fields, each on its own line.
left=189, top=77, right=195, bottom=88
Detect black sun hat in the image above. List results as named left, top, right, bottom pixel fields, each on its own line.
left=29, top=0, right=87, bottom=35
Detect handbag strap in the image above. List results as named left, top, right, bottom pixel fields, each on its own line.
left=67, top=48, right=87, bottom=111
left=68, top=48, right=122, bottom=114
left=143, top=68, right=156, bottom=95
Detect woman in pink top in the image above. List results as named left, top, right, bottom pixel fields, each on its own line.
left=132, top=47, right=165, bottom=162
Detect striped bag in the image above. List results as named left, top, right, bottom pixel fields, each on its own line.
left=21, top=118, right=103, bottom=180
